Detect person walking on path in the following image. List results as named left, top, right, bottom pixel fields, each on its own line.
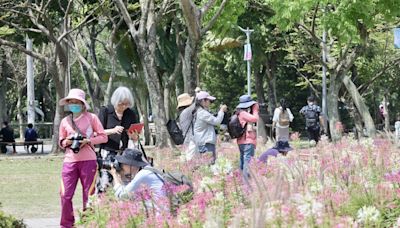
left=194, top=91, right=227, bottom=165
left=0, top=121, right=16, bottom=154
left=58, top=88, right=108, bottom=228
left=236, top=95, right=259, bottom=179
left=272, top=98, right=294, bottom=142
left=299, top=96, right=325, bottom=144
left=177, top=93, right=197, bottom=161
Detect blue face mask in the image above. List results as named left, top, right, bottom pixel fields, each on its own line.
left=68, top=104, right=82, bottom=113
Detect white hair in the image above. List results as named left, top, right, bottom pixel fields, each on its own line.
left=110, top=87, right=134, bottom=108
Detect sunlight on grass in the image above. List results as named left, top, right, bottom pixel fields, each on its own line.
left=0, top=157, right=83, bottom=219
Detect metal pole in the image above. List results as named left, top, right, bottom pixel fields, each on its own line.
left=239, top=26, right=254, bottom=96
left=247, top=58, right=251, bottom=95
left=322, top=30, right=328, bottom=128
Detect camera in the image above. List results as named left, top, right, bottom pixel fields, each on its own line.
left=97, top=157, right=122, bottom=172
left=70, top=132, right=84, bottom=153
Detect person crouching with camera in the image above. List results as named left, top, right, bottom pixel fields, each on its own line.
left=109, top=148, right=165, bottom=205
left=58, top=89, right=108, bottom=228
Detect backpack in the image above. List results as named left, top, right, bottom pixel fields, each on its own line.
left=30, top=146, right=38, bottom=153
left=166, top=111, right=194, bottom=145
left=305, top=106, right=319, bottom=129
left=144, top=167, right=193, bottom=215
left=279, top=110, right=290, bottom=127
left=166, top=120, right=185, bottom=145
left=228, top=111, right=246, bottom=139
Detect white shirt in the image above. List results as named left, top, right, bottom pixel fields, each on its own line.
left=272, top=107, right=294, bottom=128
left=395, top=121, right=400, bottom=138
left=114, top=166, right=165, bottom=200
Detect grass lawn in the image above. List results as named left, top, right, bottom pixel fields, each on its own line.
left=0, top=157, right=82, bottom=219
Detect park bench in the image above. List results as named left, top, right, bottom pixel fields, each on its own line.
left=0, top=140, right=44, bottom=154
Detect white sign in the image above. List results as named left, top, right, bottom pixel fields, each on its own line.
left=244, top=43, right=252, bottom=61
left=395, top=28, right=400, bottom=49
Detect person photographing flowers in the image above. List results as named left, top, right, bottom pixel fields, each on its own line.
left=109, top=148, right=165, bottom=202
left=58, top=88, right=108, bottom=228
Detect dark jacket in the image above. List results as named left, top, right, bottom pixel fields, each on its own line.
left=98, top=105, right=139, bottom=151
left=25, top=128, right=38, bottom=141
left=0, top=126, right=15, bottom=142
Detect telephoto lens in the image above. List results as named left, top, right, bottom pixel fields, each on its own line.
left=98, top=158, right=122, bottom=172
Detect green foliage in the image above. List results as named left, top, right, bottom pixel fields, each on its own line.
left=200, top=49, right=246, bottom=110
left=0, top=26, right=15, bottom=37
left=202, top=0, right=247, bottom=37
left=0, top=204, right=26, bottom=228
left=381, top=198, right=400, bottom=228
left=266, top=0, right=400, bottom=44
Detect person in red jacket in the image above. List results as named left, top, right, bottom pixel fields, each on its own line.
left=236, top=95, right=259, bottom=180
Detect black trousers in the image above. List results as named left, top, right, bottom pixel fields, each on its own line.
left=307, top=127, right=320, bottom=143
left=0, top=141, right=16, bottom=153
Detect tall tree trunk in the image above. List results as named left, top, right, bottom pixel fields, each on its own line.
left=327, top=78, right=342, bottom=142
left=254, top=64, right=267, bottom=141
left=16, top=86, right=24, bottom=140
left=78, top=60, right=101, bottom=112
left=384, top=91, right=390, bottom=131
left=0, top=51, right=7, bottom=124
left=104, top=50, right=116, bottom=106
left=115, top=0, right=171, bottom=148
left=139, top=47, right=170, bottom=148
left=50, top=62, right=65, bottom=154
left=265, top=56, right=277, bottom=114
left=347, top=100, right=363, bottom=139
left=164, top=85, right=171, bottom=121
left=342, top=75, right=376, bottom=137
left=182, top=40, right=198, bottom=94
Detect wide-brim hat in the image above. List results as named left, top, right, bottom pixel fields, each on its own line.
left=273, top=141, right=293, bottom=152
left=59, top=88, right=90, bottom=110
left=115, top=148, right=148, bottom=167
left=236, top=95, right=257, bottom=109
left=177, top=93, right=194, bottom=109
left=196, top=91, right=216, bottom=101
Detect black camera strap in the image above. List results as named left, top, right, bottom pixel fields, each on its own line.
left=70, top=114, right=83, bottom=136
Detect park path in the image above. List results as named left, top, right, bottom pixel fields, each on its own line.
left=24, top=218, right=59, bottom=228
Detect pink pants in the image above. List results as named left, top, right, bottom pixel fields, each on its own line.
left=60, top=160, right=97, bottom=228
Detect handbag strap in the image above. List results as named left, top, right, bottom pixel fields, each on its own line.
left=183, top=109, right=197, bottom=139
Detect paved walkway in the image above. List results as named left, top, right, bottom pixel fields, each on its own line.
left=24, top=218, right=59, bottom=228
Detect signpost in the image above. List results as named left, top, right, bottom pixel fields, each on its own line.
left=239, top=26, right=254, bottom=96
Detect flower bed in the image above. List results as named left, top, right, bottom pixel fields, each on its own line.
left=79, top=138, right=400, bottom=227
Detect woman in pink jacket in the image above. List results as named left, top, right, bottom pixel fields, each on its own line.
left=236, top=95, right=259, bottom=179
left=58, top=89, right=108, bottom=228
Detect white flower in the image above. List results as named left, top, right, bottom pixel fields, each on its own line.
left=177, top=208, right=190, bottom=225
left=211, top=157, right=233, bottom=175
left=292, top=193, right=323, bottom=218
left=265, top=207, right=276, bottom=221
left=357, top=206, right=380, bottom=224
left=214, top=192, right=224, bottom=202
left=309, top=181, right=323, bottom=193
left=199, top=176, right=218, bottom=192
